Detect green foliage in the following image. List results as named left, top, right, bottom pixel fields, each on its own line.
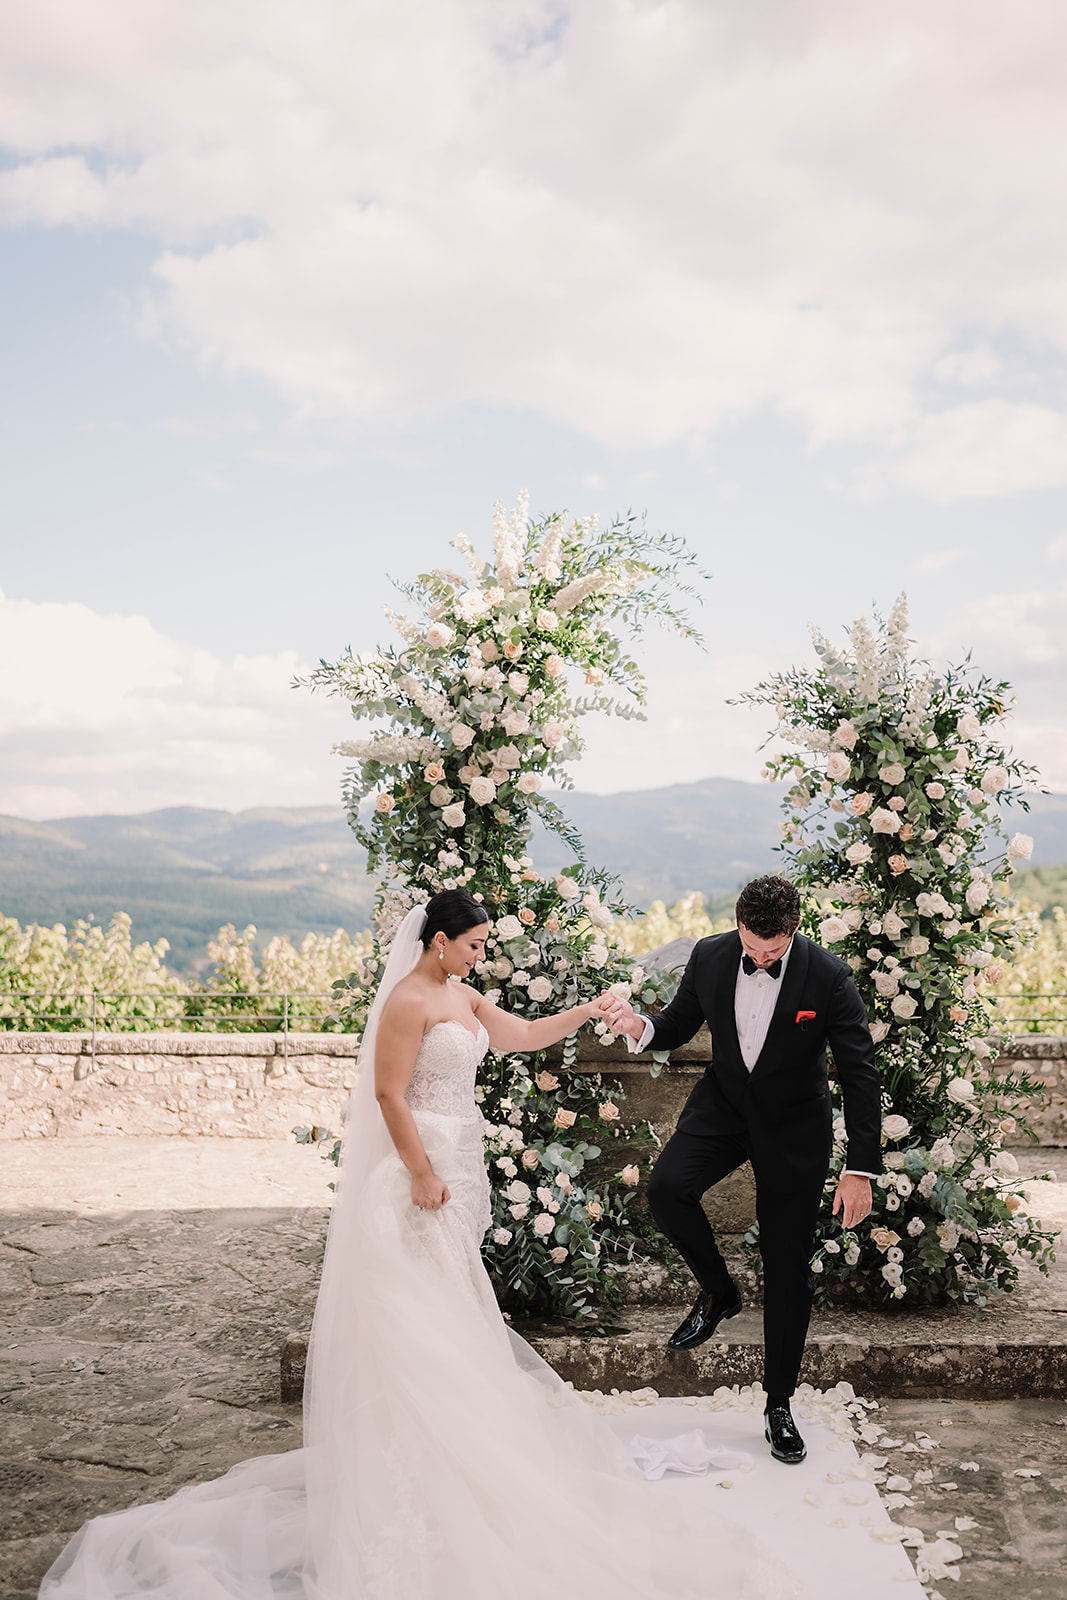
left=736, top=597, right=1057, bottom=1307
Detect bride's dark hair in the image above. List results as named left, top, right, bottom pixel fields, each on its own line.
left=419, top=888, right=490, bottom=948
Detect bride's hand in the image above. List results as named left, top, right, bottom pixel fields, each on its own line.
left=412, top=1172, right=451, bottom=1211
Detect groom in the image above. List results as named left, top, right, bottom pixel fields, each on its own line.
left=603, top=875, right=881, bottom=1465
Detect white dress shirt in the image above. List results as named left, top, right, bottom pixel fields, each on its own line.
left=625, top=939, right=876, bottom=1178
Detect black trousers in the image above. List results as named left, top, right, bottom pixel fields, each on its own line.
left=646, top=1128, right=826, bottom=1400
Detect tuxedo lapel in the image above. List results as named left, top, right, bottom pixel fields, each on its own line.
left=709, top=932, right=744, bottom=1069
left=750, top=935, right=811, bottom=1079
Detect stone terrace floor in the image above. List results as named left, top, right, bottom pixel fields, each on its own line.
left=1, top=1137, right=1065, bottom=1599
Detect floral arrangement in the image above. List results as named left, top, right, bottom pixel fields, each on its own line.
left=737, top=597, right=1057, bottom=1306
left=308, top=494, right=705, bottom=1320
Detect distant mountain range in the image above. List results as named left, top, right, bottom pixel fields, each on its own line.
left=2, top=779, right=1065, bottom=970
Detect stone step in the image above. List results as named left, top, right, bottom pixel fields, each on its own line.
left=281, top=1294, right=1067, bottom=1404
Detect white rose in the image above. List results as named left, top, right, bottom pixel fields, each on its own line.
left=516, top=772, right=541, bottom=794
left=882, top=911, right=905, bottom=940
left=533, top=1213, right=556, bottom=1236
left=509, top=1203, right=529, bottom=1220
left=907, top=1217, right=925, bottom=1236
left=826, top=752, right=851, bottom=782
left=429, top=784, right=453, bottom=807
left=904, top=936, right=929, bottom=957
left=491, top=958, right=513, bottom=979
left=965, top=880, right=991, bottom=914
left=946, top=1077, right=976, bottom=1104
left=425, top=622, right=454, bottom=649
left=870, top=1019, right=891, bottom=1043
left=870, top=807, right=902, bottom=834
left=468, top=775, right=497, bottom=805
left=492, top=1227, right=513, bottom=1246
left=879, top=764, right=907, bottom=785
left=441, top=803, right=466, bottom=828
left=936, top=1220, right=961, bottom=1251
left=981, top=765, right=1008, bottom=795
left=835, top=719, right=858, bottom=750
left=993, top=1150, right=1019, bottom=1175
left=457, top=589, right=490, bottom=623
left=503, top=1180, right=531, bottom=1204
left=845, top=841, right=873, bottom=865
left=924, top=781, right=946, bottom=800
left=585, top=942, right=609, bottom=968
left=956, top=713, right=982, bottom=740
left=890, top=993, right=918, bottom=1019
left=527, top=976, right=553, bottom=1003
left=450, top=723, right=476, bottom=750
left=850, top=792, right=873, bottom=816
left=541, top=720, right=565, bottom=747
left=495, top=915, right=524, bottom=940
left=1007, top=832, right=1033, bottom=862
left=556, top=876, right=581, bottom=901
left=536, top=609, right=558, bottom=631
left=882, top=1114, right=911, bottom=1141
left=507, top=671, right=530, bottom=695
left=496, top=743, right=522, bottom=769
left=875, top=969, right=901, bottom=998
left=820, top=916, right=850, bottom=944
left=501, top=709, right=530, bottom=737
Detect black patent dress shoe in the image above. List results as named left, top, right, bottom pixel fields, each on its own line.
left=666, top=1284, right=742, bottom=1351
left=764, top=1404, right=807, bottom=1464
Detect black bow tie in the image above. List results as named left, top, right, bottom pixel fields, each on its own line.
left=743, top=954, right=782, bottom=979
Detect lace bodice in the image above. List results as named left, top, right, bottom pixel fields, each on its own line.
left=405, top=1019, right=488, bottom=1119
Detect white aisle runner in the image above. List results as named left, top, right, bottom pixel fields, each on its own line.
left=601, top=1393, right=927, bottom=1600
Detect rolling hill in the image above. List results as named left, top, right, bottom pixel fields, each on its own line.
left=1, top=780, right=1064, bottom=970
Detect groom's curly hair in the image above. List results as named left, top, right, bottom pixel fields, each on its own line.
left=735, top=876, right=801, bottom=939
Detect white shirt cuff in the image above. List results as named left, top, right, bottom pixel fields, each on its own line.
left=625, top=1016, right=657, bottom=1053
left=844, top=1171, right=879, bottom=1180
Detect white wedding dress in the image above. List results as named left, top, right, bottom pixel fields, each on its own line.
left=41, top=999, right=801, bottom=1600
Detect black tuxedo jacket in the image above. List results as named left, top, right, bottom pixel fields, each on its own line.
left=648, top=930, right=882, bottom=1189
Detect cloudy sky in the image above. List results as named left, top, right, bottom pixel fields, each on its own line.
left=2, top=0, right=1066, bottom=819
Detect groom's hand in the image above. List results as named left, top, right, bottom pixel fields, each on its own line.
left=832, top=1173, right=872, bottom=1230
left=599, top=991, right=645, bottom=1041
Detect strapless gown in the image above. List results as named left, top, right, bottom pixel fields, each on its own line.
left=40, top=1020, right=801, bottom=1600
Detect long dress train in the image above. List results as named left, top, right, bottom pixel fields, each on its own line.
left=41, top=1017, right=800, bottom=1600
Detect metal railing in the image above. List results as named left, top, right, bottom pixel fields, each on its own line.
left=0, top=990, right=349, bottom=1075
left=989, top=992, right=1067, bottom=1033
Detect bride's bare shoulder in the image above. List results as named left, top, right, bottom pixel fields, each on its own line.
left=378, top=974, right=433, bottom=1032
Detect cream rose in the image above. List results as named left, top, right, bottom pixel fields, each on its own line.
left=835, top=719, right=858, bottom=750
left=874, top=969, right=900, bottom=998
left=585, top=1200, right=603, bottom=1221
left=535, top=1070, right=560, bottom=1092
left=495, top=915, right=524, bottom=939
left=496, top=744, right=522, bottom=769
left=480, top=639, right=498, bottom=661
left=820, top=916, right=850, bottom=943
left=882, top=1114, right=911, bottom=1141
left=450, top=723, right=476, bottom=750
left=503, top=1180, right=531, bottom=1204
left=946, top=1077, right=976, bottom=1104
left=423, top=762, right=446, bottom=784
left=965, top=880, right=991, bottom=914
left=493, top=1227, right=513, bottom=1245
left=554, top=1108, right=578, bottom=1130
left=503, top=640, right=523, bottom=661
left=924, top=781, right=946, bottom=800
left=516, top=772, right=541, bottom=794
left=826, top=752, right=851, bottom=782
left=375, top=793, right=396, bottom=814
left=890, top=993, right=918, bottom=1019
left=957, top=712, right=982, bottom=740
left=535, top=609, right=558, bottom=631
left=870, top=1019, right=891, bottom=1043
left=556, top=876, right=580, bottom=901
left=425, top=622, right=454, bottom=649
left=620, top=1164, right=640, bottom=1187
left=888, top=854, right=908, bottom=876
left=1007, top=832, right=1033, bottom=862
left=533, top=1213, right=555, bottom=1237
left=441, top=803, right=466, bottom=828
left=468, top=775, right=497, bottom=805
left=845, top=841, right=873, bottom=865
left=870, top=1227, right=900, bottom=1252
left=870, top=807, right=902, bottom=834
left=598, top=1102, right=621, bottom=1122
left=520, top=1149, right=540, bottom=1170
left=527, top=976, right=553, bottom=1003
left=878, top=763, right=906, bottom=785
left=980, top=765, right=1008, bottom=794
left=850, top=792, right=873, bottom=816
left=429, top=784, right=453, bottom=807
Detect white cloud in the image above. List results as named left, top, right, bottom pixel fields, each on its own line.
left=0, top=588, right=352, bottom=817
left=1047, top=530, right=1067, bottom=561
left=914, top=548, right=964, bottom=575
left=1, top=1, right=1066, bottom=461
left=919, top=581, right=1067, bottom=789
left=896, top=402, right=1067, bottom=501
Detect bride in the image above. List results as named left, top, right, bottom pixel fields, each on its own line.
left=41, top=890, right=799, bottom=1600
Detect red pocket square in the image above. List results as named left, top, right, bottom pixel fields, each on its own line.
left=795, top=1010, right=816, bottom=1023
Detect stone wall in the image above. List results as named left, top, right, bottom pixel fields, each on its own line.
left=1, top=1028, right=1063, bottom=1146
